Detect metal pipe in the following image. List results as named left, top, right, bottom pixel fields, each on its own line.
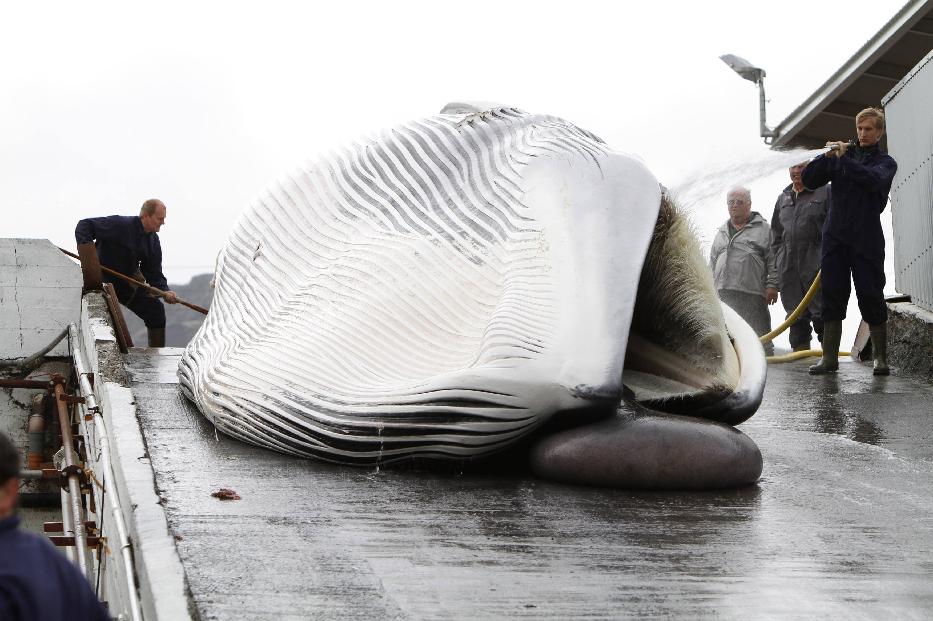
left=28, top=394, right=46, bottom=470
left=53, top=379, right=92, bottom=577
left=70, top=324, right=143, bottom=621
left=0, top=378, right=51, bottom=389
left=0, top=327, right=69, bottom=371
left=60, top=488, right=76, bottom=564
left=89, top=409, right=143, bottom=621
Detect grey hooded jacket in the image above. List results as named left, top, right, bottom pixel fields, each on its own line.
left=709, top=212, right=778, bottom=296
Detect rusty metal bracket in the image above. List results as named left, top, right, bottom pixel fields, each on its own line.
left=58, top=393, right=86, bottom=405
left=55, top=464, right=88, bottom=490
left=45, top=520, right=98, bottom=534
left=41, top=468, right=64, bottom=481
left=49, top=535, right=102, bottom=549
left=60, top=463, right=84, bottom=478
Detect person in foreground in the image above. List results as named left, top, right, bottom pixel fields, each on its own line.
left=0, top=433, right=110, bottom=620
left=771, top=162, right=830, bottom=351
left=75, top=198, right=178, bottom=347
left=709, top=186, right=779, bottom=356
left=803, top=107, right=897, bottom=376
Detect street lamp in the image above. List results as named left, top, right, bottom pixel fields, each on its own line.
left=720, top=54, right=778, bottom=144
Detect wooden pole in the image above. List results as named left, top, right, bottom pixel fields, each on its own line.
left=59, top=246, right=209, bottom=315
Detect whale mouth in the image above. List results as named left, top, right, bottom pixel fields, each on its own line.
left=622, top=195, right=766, bottom=425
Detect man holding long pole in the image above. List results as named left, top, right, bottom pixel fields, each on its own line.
left=75, top=199, right=178, bottom=347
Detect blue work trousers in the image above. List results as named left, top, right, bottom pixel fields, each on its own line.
left=820, top=243, right=886, bottom=326
left=112, top=280, right=166, bottom=329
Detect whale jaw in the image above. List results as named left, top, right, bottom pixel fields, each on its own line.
left=622, top=195, right=766, bottom=425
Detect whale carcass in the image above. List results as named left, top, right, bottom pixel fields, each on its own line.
left=178, top=103, right=765, bottom=489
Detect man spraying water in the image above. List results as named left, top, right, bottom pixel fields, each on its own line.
left=803, top=107, right=897, bottom=376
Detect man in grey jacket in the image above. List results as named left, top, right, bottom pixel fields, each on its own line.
left=709, top=186, right=779, bottom=355
left=771, top=162, right=830, bottom=351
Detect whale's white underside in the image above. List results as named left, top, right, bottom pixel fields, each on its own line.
left=178, top=107, right=671, bottom=463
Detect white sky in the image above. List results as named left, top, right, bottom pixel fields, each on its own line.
left=1, top=1, right=906, bottom=349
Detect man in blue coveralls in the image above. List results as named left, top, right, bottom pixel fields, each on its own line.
left=0, top=432, right=110, bottom=620
left=75, top=199, right=178, bottom=347
left=803, top=107, right=897, bottom=376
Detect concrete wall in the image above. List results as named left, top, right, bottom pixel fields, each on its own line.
left=888, top=301, right=933, bottom=384
left=0, top=239, right=81, bottom=361
left=0, top=238, right=81, bottom=502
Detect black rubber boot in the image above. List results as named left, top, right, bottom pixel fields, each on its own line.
left=792, top=342, right=811, bottom=352
left=870, top=323, right=890, bottom=376
left=809, top=320, right=841, bottom=374
left=148, top=327, right=166, bottom=348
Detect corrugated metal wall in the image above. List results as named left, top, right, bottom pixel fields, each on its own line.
left=884, top=49, right=933, bottom=312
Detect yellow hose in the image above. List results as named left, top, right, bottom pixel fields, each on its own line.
left=758, top=270, right=850, bottom=363
left=766, top=349, right=850, bottom=363
left=760, top=271, right=821, bottom=344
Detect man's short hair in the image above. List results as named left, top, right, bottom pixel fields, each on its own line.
left=140, top=199, right=165, bottom=217
left=856, top=107, right=885, bottom=131
left=0, top=432, right=20, bottom=486
left=727, top=186, right=751, bottom=202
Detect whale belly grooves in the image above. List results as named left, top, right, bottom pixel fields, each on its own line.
left=179, top=104, right=765, bottom=483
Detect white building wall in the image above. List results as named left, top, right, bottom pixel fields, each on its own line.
left=884, top=50, right=933, bottom=313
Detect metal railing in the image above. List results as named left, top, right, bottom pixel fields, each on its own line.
left=70, top=323, right=143, bottom=621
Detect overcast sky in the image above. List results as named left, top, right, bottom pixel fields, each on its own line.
left=1, top=1, right=906, bottom=348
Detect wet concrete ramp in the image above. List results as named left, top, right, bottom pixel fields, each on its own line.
left=127, top=349, right=933, bottom=619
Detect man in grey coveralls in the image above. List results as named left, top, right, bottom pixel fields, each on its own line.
left=770, top=162, right=830, bottom=351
